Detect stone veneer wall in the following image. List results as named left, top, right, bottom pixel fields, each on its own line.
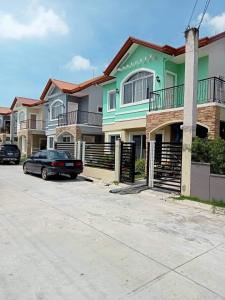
left=146, top=105, right=220, bottom=140
left=55, top=125, right=81, bottom=141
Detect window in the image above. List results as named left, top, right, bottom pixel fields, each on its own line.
left=122, top=71, right=153, bottom=105
left=48, top=150, right=71, bottom=160
left=19, top=111, right=25, bottom=123
left=108, top=91, right=116, bottom=111
left=62, top=135, right=71, bottom=143
left=51, top=100, right=63, bottom=120
left=110, top=135, right=120, bottom=143
left=48, top=136, right=54, bottom=149
left=98, top=106, right=103, bottom=113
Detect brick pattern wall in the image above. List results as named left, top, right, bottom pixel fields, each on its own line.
left=146, top=105, right=221, bottom=140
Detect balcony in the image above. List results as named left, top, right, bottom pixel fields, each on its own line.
left=20, top=120, right=45, bottom=131
left=0, top=128, right=10, bottom=134
left=58, top=110, right=102, bottom=127
left=149, top=77, right=225, bottom=111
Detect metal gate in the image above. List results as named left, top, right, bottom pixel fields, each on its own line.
left=120, top=142, right=136, bottom=183
left=55, top=142, right=75, bottom=157
left=149, top=142, right=182, bottom=192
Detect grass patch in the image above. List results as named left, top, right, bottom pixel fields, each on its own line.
left=173, top=195, right=225, bottom=208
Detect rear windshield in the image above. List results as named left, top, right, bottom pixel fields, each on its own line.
left=1, top=145, right=18, bottom=150
left=48, top=150, right=71, bottom=160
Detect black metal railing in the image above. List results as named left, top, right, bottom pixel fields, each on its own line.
left=85, top=143, right=115, bottom=170
left=149, top=77, right=225, bottom=111
left=58, top=110, right=102, bottom=127
left=20, top=120, right=45, bottom=130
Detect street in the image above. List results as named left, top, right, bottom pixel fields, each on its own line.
left=0, top=165, right=225, bottom=299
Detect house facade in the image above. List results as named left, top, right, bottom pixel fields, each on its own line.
left=41, top=76, right=110, bottom=149
left=0, top=107, right=11, bottom=144
left=10, top=97, right=46, bottom=155
left=102, top=32, right=225, bottom=158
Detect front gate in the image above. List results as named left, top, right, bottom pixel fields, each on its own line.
left=148, top=142, right=182, bottom=192
left=120, top=142, right=136, bottom=183
left=55, top=142, right=75, bottom=157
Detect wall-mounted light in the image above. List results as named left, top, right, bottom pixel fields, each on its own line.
left=156, top=75, right=160, bottom=83
left=116, top=88, right=120, bottom=94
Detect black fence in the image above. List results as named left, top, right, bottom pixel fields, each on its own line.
left=85, top=143, right=115, bottom=170
left=149, top=77, right=225, bottom=111
left=58, top=110, right=102, bottom=127
left=153, top=142, right=182, bottom=192
left=120, top=142, right=136, bottom=183
left=55, top=142, right=75, bottom=158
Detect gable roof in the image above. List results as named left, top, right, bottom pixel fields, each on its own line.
left=40, top=75, right=113, bottom=100
left=104, top=31, right=225, bottom=76
left=0, top=107, right=11, bottom=115
left=10, top=97, right=40, bottom=110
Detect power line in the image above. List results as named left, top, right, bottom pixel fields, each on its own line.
left=187, top=0, right=199, bottom=29
left=198, top=0, right=211, bottom=29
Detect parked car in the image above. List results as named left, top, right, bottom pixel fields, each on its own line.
left=0, top=144, right=21, bottom=164
left=23, top=150, right=83, bottom=180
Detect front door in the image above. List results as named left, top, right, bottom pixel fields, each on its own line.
left=30, top=114, right=37, bottom=129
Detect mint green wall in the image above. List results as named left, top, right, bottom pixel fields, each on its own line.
left=103, top=44, right=209, bottom=125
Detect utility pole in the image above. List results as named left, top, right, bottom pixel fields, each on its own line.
left=181, top=27, right=199, bottom=196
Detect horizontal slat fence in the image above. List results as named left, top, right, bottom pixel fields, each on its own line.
left=85, top=143, right=115, bottom=170
left=55, top=142, right=75, bottom=157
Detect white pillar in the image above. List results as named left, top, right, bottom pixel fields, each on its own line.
left=77, top=140, right=81, bottom=160
left=82, top=141, right=86, bottom=164
left=181, top=27, right=199, bottom=196
left=115, top=139, right=121, bottom=182
left=148, top=141, right=155, bottom=188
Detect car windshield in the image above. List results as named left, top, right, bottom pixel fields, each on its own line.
left=48, top=150, right=71, bottom=160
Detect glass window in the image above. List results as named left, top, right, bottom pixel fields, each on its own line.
left=108, top=91, right=116, bottom=110
left=19, top=111, right=25, bottom=123
left=123, top=71, right=153, bottom=104
left=51, top=100, right=63, bottom=120
left=62, top=135, right=71, bottom=143
left=110, top=135, right=120, bottom=143
left=49, top=137, right=54, bottom=149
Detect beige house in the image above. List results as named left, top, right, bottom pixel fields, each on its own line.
left=0, top=107, right=11, bottom=144
left=10, top=97, right=46, bottom=156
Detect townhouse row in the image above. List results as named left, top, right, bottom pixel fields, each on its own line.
left=1, top=30, right=225, bottom=157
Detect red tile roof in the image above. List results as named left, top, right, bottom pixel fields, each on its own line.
left=40, top=75, right=113, bottom=100
left=104, top=31, right=225, bottom=76
left=0, top=107, right=11, bottom=115
left=10, top=97, right=40, bottom=110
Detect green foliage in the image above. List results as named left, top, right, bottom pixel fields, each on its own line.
left=135, top=159, right=145, bottom=177
left=174, top=195, right=225, bottom=208
left=192, top=137, right=225, bottom=174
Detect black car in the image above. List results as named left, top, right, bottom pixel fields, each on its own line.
left=23, top=150, right=83, bottom=180
left=0, top=144, right=21, bottom=164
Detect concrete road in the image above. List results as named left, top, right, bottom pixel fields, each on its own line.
left=0, top=165, right=225, bottom=300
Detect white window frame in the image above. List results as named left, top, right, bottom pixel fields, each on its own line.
left=18, top=110, right=25, bottom=123
left=62, top=135, right=71, bottom=143
left=107, top=90, right=116, bottom=112
left=47, top=135, right=55, bottom=150
left=50, top=99, right=64, bottom=121
left=120, top=68, right=155, bottom=107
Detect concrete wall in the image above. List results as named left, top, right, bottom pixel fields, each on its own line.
left=191, top=162, right=225, bottom=202
left=82, top=166, right=116, bottom=182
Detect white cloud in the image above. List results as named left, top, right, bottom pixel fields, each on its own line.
left=0, top=3, right=69, bottom=40
left=66, top=55, right=96, bottom=71
left=198, top=12, right=225, bottom=34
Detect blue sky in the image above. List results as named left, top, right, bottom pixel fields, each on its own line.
left=0, top=0, right=224, bottom=107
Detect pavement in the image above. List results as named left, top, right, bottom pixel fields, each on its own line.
left=0, top=165, right=225, bottom=300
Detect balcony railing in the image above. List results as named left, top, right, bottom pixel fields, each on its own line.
left=58, top=110, right=102, bottom=127
left=0, top=128, right=10, bottom=134
left=149, top=77, right=225, bottom=111
left=20, top=120, right=45, bottom=130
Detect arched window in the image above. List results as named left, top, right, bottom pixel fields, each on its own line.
left=50, top=100, right=63, bottom=120
left=122, top=71, right=154, bottom=104
left=19, top=111, right=25, bottom=123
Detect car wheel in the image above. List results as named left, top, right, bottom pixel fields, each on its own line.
left=70, top=174, right=77, bottom=180
left=41, top=168, right=49, bottom=180
left=23, top=164, right=29, bottom=174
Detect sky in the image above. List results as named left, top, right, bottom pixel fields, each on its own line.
left=0, top=0, right=225, bottom=107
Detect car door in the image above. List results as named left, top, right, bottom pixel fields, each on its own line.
left=36, top=150, right=48, bottom=174
left=29, top=151, right=41, bottom=174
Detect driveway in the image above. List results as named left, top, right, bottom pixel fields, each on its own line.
left=0, top=165, right=225, bottom=300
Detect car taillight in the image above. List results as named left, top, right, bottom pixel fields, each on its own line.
left=51, top=161, right=64, bottom=167
left=74, top=161, right=82, bottom=168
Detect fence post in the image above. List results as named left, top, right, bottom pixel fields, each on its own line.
left=82, top=141, right=86, bottom=164
left=148, top=141, right=155, bottom=188
left=77, top=140, right=81, bottom=160
left=74, top=141, right=77, bottom=159
left=115, top=139, right=121, bottom=182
